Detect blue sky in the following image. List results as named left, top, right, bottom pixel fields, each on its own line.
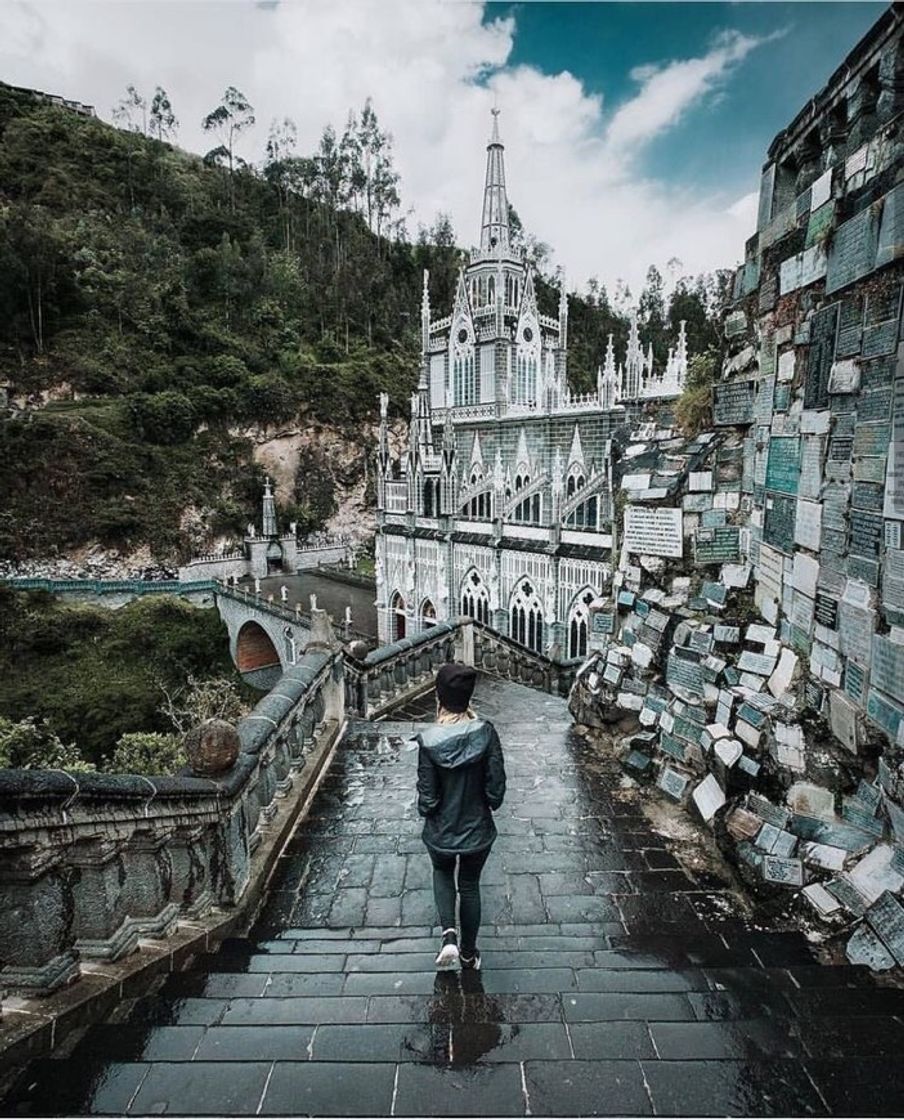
left=0, top=0, right=890, bottom=291
left=489, top=2, right=885, bottom=203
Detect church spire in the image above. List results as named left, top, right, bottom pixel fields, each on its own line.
left=480, top=108, right=510, bottom=254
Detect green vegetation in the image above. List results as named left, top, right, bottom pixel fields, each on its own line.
left=0, top=83, right=727, bottom=562
left=0, top=588, right=253, bottom=768
left=675, top=353, right=719, bottom=436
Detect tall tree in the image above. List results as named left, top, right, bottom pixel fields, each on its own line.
left=265, top=116, right=298, bottom=250
left=149, top=87, right=178, bottom=143
left=202, top=87, right=255, bottom=211
left=112, top=84, right=147, bottom=135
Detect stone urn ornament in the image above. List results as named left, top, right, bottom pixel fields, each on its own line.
left=185, top=719, right=241, bottom=776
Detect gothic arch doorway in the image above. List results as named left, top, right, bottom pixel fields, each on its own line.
left=420, top=598, right=437, bottom=631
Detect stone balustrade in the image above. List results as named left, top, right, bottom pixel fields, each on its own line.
left=0, top=614, right=345, bottom=1025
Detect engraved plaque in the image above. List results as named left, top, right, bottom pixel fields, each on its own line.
left=754, top=377, right=775, bottom=423
left=713, top=380, right=755, bottom=426
left=765, top=436, right=801, bottom=495
left=804, top=303, right=840, bottom=409
left=763, top=493, right=796, bottom=552
left=624, top=506, right=683, bottom=558
left=871, top=634, right=904, bottom=698
left=799, top=435, right=824, bottom=499
left=763, top=855, right=805, bottom=886
left=826, top=206, right=880, bottom=294
left=694, top=526, right=741, bottom=564
left=852, top=482, right=884, bottom=511
left=849, top=510, right=883, bottom=558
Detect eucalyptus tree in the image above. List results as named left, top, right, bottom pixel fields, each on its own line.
left=202, top=87, right=256, bottom=211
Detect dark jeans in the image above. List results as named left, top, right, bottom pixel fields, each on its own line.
left=426, top=846, right=491, bottom=954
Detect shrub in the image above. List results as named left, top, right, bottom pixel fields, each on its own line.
left=109, top=731, right=185, bottom=775
left=0, top=715, right=94, bottom=771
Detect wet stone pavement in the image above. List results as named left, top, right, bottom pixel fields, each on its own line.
left=7, top=678, right=904, bottom=1116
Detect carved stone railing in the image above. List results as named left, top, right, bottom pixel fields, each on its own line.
left=5, top=578, right=216, bottom=597
left=0, top=612, right=345, bottom=1062
left=343, top=618, right=581, bottom=719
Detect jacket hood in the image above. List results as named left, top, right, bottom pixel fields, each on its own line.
left=416, top=720, right=494, bottom=770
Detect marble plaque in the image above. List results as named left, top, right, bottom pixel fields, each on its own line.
left=658, top=766, right=691, bottom=801
left=844, top=659, right=869, bottom=706
left=854, top=457, right=888, bottom=484
left=763, top=493, right=796, bottom=552
left=694, top=526, right=741, bottom=565
left=850, top=510, right=883, bottom=559
left=624, top=505, right=683, bottom=558
left=754, top=377, right=775, bottom=423
left=794, top=499, right=823, bottom=551
left=660, top=733, right=686, bottom=761
left=693, top=774, right=726, bottom=823
left=713, top=380, right=755, bottom=426
left=839, top=601, right=876, bottom=666
left=765, top=436, right=801, bottom=495
left=867, top=891, right=904, bottom=966
left=666, top=649, right=704, bottom=696
left=867, top=688, right=904, bottom=739
left=854, top=422, right=892, bottom=458
left=798, top=435, right=824, bottom=500
left=804, top=303, right=840, bottom=409
left=852, top=482, right=885, bottom=511
left=826, top=205, right=880, bottom=294
left=883, top=343, right=904, bottom=521
left=763, top=855, right=804, bottom=886
left=857, top=389, right=893, bottom=423
left=702, top=509, right=727, bottom=528
left=870, top=634, right=904, bottom=699
left=863, top=320, right=899, bottom=359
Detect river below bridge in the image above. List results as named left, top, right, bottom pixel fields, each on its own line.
left=5, top=677, right=903, bottom=1116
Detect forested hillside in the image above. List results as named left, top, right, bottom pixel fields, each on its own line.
left=0, top=82, right=727, bottom=563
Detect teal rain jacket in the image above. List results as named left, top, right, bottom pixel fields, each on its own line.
left=416, top=720, right=506, bottom=855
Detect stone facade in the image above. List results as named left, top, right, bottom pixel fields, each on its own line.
left=374, top=113, right=688, bottom=660
left=723, top=5, right=904, bottom=749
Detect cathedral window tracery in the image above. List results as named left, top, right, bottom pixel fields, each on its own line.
left=461, top=569, right=490, bottom=624
left=567, top=589, right=595, bottom=659
left=420, top=598, right=437, bottom=631
left=510, top=578, right=544, bottom=653
left=390, top=590, right=407, bottom=641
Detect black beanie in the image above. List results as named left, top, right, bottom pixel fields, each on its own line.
left=436, top=662, right=477, bottom=713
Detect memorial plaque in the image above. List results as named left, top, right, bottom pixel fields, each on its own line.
left=773, top=383, right=791, bottom=412
left=763, top=855, right=804, bottom=886
left=713, top=379, right=755, bottom=426
left=666, top=649, right=704, bottom=696
left=765, top=436, right=801, bottom=495
left=714, top=625, right=740, bottom=644
left=749, top=793, right=791, bottom=829
left=825, top=878, right=868, bottom=917
left=844, top=659, right=869, bottom=706
left=883, top=344, right=904, bottom=521
left=794, top=499, right=822, bottom=551
left=623, top=505, right=683, bottom=558
left=855, top=422, right=892, bottom=458
left=617, top=590, right=636, bottom=608
left=866, top=891, right=904, bottom=966
left=867, top=688, right=904, bottom=739
left=871, top=634, right=904, bottom=699
left=702, top=509, right=727, bottom=528
left=854, top=456, right=888, bottom=483
left=660, top=733, right=686, bottom=761
left=839, top=599, right=875, bottom=666
left=876, top=182, right=904, bottom=270
left=836, top=294, right=863, bottom=357
left=754, top=377, right=775, bottom=423
left=798, top=435, right=824, bottom=500
left=804, top=303, right=840, bottom=409
left=863, top=321, right=899, bottom=359
left=805, top=678, right=825, bottom=712
left=848, top=556, right=880, bottom=586
left=858, top=392, right=894, bottom=431
left=853, top=481, right=885, bottom=511
left=826, top=206, right=880, bottom=294
left=738, top=650, right=779, bottom=675
left=658, top=766, right=691, bottom=801
left=861, top=354, right=896, bottom=391
left=763, top=493, right=796, bottom=552
left=592, top=609, right=616, bottom=636
left=850, top=510, right=883, bottom=558
left=843, top=802, right=886, bottom=838
left=694, top=526, right=741, bottom=564
left=814, top=592, right=839, bottom=629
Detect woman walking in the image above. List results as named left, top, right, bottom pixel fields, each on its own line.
left=416, top=663, right=506, bottom=971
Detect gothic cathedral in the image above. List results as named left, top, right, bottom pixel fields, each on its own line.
left=374, top=112, right=688, bottom=661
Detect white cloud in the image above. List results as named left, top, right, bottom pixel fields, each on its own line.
left=0, top=0, right=769, bottom=295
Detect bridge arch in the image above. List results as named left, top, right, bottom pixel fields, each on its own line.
left=236, top=620, right=282, bottom=673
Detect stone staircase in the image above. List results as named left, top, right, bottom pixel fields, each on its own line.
left=5, top=678, right=904, bottom=1115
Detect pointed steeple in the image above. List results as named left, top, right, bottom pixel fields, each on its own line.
left=675, top=320, right=688, bottom=389
left=480, top=108, right=510, bottom=253
left=623, top=310, right=643, bottom=400
left=421, top=269, right=430, bottom=352
left=558, top=272, right=568, bottom=349
left=514, top=426, right=530, bottom=473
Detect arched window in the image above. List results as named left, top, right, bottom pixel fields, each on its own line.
left=567, top=495, right=598, bottom=530
left=283, top=625, right=297, bottom=666
left=390, top=591, right=406, bottom=641
left=453, top=346, right=476, bottom=406
left=461, top=569, right=490, bottom=625
left=514, top=348, right=538, bottom=405
left=567, top=589, right=596, bottom=660
left=421, top=598, right=436, bottom=631
left=423, top=477, right=440, bottom=517
left=487, top=276, right=495, bottom=303
left=510, top=578, right=544, bottom=653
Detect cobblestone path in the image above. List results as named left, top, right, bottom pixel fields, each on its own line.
left=7, top=678, right=904, bottom=1115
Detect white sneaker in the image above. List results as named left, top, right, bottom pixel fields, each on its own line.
left=434, top=929, right=459, bottom=970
